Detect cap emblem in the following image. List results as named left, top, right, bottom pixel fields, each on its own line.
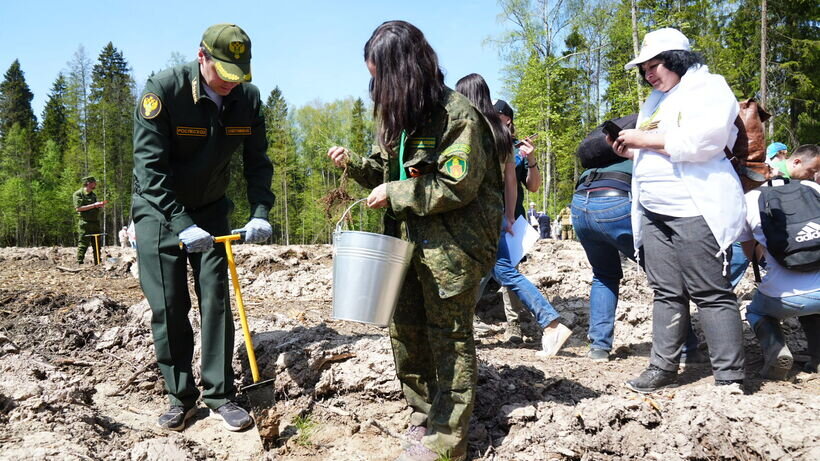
left=229, top=41, right=245, bottom=59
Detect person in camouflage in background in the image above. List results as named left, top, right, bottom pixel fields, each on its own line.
left=72, top=176, right=108, bottom=264
left=328, top=21, right=502, bottom=461
left=558, top=204, right=575, bottom=240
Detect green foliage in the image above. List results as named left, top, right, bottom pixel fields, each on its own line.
left=0, top=60, right=37, bottom=139
left=292, top=414, right=317, bottom=447
left=41, top=74, right=70, bottom=154
left=0, top=1, right=816, bottom=247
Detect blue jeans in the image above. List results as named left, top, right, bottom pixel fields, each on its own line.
left=492, top=224, right=560, bottom=329
left=572, top=194, right=634, bottom=351
left=572, top=193, right=701, bottom=353
left=746, top=290, right=820, bottom=328
left=728, top=242, right=749, bottom=289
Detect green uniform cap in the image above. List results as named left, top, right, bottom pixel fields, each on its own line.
left=82, top=176, right=96, bottom=184
left=201, top=23, right=252, bottom=83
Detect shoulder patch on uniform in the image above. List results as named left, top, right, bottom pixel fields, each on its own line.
left=407, top=136, right=437, bottom=150
left=442, top=143, right=471, bottom=157
left=140, top=93, right=162, bottom=119
left=443, top=155, right=468, bottom=180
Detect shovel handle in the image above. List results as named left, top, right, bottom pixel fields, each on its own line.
left=222, top=234, right=261, bottom=383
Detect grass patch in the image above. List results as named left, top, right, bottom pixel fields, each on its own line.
left=292, top=414, right=317, bottom=447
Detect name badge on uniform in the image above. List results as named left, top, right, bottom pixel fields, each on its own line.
left=226, top=126, right=251, bottom=136
left=176, top=126, right=207, bottom=137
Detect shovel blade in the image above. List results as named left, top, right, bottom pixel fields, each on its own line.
left=244, top=379, right=279, bottom=450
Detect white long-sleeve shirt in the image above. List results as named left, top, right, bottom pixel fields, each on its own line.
left=630, top=65, right=745, bottom=259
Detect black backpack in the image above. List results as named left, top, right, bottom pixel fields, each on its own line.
left=576, top=114, right=638, bottom=169
left=757, top=179, right=820, bottom=272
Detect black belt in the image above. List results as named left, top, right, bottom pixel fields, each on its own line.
left=574, top=188, right=630, bottom=198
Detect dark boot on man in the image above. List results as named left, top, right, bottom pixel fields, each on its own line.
left=503, top=321, right=523, bottom=344
left=625, top=365, right=677, bottom=393
left=798, top=315, right=820, bottom=373
left=210, top=402, right=253, bottom=431
left=157, top=404, right=197, bottom=431
left=753, top=316, right=793, bottom=380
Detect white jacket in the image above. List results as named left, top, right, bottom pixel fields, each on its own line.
left=631, top=65, right=745, bottom=263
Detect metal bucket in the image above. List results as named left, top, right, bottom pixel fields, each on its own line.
left=332, top=199, right=415, bottom=327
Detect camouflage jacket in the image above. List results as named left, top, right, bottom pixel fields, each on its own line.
left=73, top=188, right=99, bottom=223
left=347, top=88, right=503, bottom=298
left=132, top=61, right=274, bottom=234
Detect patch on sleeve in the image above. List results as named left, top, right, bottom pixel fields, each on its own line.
left=140, top=93, right=162, bottom=119
left=407, top=136, right=437, bottom=149
left=442, top=143, right=471, bottom=157
left=443, top=155, right=468, bottom=180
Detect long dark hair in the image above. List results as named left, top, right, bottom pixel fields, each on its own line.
left=364, top=20, right=445, bottom=155
left=638, top=49, right=704, bottom=84
left=455, top=73, right=512, bottom=161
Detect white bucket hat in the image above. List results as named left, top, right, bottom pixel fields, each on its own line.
left=624, top=28, right=690, bottom=69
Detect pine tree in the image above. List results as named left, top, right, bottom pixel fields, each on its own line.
left=88, top=42, right=135, bottom=236
left=0, top=60, right=37, bottom=139
left=41, top=73, right=70, bottom=154
left=350, top=98, right=368, bottom=156
left=265, top=87, right=297, bottom=244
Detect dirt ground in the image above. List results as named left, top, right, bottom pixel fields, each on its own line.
left=0, top=240, right=818, bottom=461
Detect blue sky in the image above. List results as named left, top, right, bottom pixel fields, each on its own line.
left=0, top=0, right=514, bottom=119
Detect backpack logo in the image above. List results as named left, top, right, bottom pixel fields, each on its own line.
left=796, top=222, right=820, bottom=243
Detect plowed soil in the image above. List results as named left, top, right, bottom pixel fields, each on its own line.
left=0, top=240, right=817, bottom=460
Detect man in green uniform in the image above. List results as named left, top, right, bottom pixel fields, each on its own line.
left=132, top=23, right=274, bottom=432
left=72, top=176, right=108, bottom=264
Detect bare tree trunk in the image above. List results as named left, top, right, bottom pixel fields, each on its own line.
left=630, top=0, right=642, bottom=103
left=760, top=0, right=770, bottom=136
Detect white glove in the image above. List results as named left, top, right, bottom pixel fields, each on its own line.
left=178, top=225, right=214, bottom=253
left=232, top=218, right=272, bottom=244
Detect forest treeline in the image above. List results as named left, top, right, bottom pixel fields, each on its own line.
left=0, top=0, right=816, bottom=247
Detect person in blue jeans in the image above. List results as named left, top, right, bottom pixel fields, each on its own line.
left=573, top=116, right=707, bottom=362
left=493, top=215, right=572, bottom=357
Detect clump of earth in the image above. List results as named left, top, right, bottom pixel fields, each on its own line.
left=0, top=241, right=817, bottom=460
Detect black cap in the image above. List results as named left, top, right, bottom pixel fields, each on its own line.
left=493, top=99, right=514, bottom=121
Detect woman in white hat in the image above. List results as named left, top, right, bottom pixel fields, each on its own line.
left=608, top=28, right=746, bottom=392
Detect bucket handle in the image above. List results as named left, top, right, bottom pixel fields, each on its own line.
left=335, top=198, right=368, bottom=233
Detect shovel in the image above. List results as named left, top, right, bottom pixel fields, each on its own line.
left=216, top=233, right=279, bottom=449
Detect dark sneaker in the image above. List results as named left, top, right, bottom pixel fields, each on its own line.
left=504, top=322, right=523, bottom=344
left=680, top=348, right=710, bottom=366
left=210, top=402, right=253, bottom=431
left=587, top=348, right=610, bottom=362
left=715, top=379, right=744, bottom=386
left=157, top=405, right=197, bottom=431
left=625, top=365, right=677, bottom=394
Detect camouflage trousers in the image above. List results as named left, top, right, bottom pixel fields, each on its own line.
left=561, top=224, right=575, bottom=241
left=389, top=260, right=480, bottom=459
left=77, top=221, right=101, bottom=264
